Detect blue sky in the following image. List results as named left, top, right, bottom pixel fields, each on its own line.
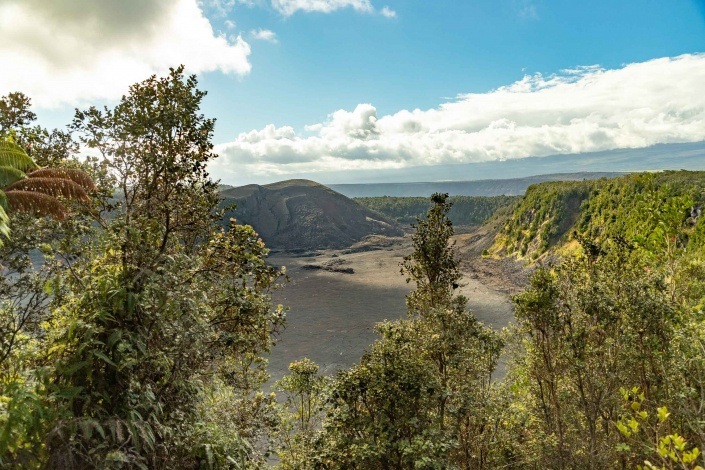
left=1, top=0, right=704, bottom=184
left=201, top=0, right=705, bottom=140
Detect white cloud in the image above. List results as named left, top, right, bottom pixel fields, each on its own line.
left=0, top=0, right=251, bottom=108
left=205, top=0, right=236, bottom=17
left=212, top=54, right=705, bottom=180
left=513, top=0, right=538, bottom=20
left=380, top=6, right=396, bottom=18
left=272, top=0, right=374, bottom=16
left=250, top=28, right=278, bottom=43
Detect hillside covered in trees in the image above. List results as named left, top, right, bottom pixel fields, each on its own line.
left=0, top=69, right=704, bottom=470
left=489, top=171, right=705, bottom=261
left=355, top=195, right=520, bottom=226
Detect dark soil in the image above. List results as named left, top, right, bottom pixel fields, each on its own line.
left=266, top=234, right=520, bottom=385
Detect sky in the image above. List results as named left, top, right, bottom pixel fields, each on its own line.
left=1, top=0, right=704, bottom=185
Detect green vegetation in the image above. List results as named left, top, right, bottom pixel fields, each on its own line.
left=0, top=69, right=285, bottom=468
left=2, top=68, right=705, bottom=469
left=491, top=171, right=705, bottom=261
left=355, top=195, right=520, bottom=226
left=0, top=119, right=95, bottom=243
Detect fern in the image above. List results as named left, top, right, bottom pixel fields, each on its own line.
left=0, top=204, right=8, bottom=240
left=28, top=168, right=96, bottom=191
left=6, top=177, right=89, bottom=201
left=0, top=149, right=39, bottom=172
left=0, top=140, right=26, bottom=154
left=5, top=190, right=68, bottom=219
left=0, top=166, right=26, bottom=187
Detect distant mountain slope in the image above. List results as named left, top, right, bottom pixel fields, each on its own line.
left=330, top=172, right=622, bottom=197
left=220, top=179, right=403, bottom=250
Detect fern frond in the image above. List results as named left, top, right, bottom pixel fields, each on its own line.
left=0, top=190, right=7, bottom=212
left=0, top=149, right=40, bottom=172
left=0, top=140, right=27, bottom=154
left=28, top=168, right=96, bottom=191
left=6, top=190, right=68, bottom=219
left=0, top=166, right=26, bottom=188
left=6, top=177, right=89, bottom=201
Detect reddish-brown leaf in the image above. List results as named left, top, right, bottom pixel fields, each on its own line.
left=5, top=177, right=89, bottom=201
left=6, top=190, right=68, bottom=219
left=27, top=168, right=96, bottom=191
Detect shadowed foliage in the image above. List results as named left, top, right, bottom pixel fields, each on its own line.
left=0, top=166, right=26, bottom=188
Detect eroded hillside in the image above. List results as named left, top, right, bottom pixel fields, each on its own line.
left=220, top=179, right=403, bottom=250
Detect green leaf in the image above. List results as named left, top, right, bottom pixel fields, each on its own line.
left=0, top=166, right=26, bottom=187
left=0, top=203, right=9, bottom=243
left=54, top=386, right=85, bottom=399
left=92, top=350, right=117, bottom=367
left=657, top=406, right=670, bottom=423
left=0, top=149, right=39, bottom=172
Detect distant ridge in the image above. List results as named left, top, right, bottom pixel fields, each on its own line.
left=329, top=172, right=622, bottom=198
left=220, top=179, right=403, bottom=250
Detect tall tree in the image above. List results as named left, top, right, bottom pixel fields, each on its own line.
left=318, top=193, right=502, bottom=469
left=511, top=238, right=682, bottom=469
left=36, top=66, right=286, bottom=468
left=401, top=193, right=461, bottom=315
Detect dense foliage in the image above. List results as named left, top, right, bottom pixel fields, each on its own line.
left=355, top=195, right=520, bottom=226
left=484, top=172, right=705, bottom=469
left=490, top=171, right=705, bottom=261
left=0, top=70, right=285, bottom=468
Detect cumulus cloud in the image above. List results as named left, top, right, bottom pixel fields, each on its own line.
left=250, top=28, right=278, bottom=43
left=0, top=0, right=251, bottom=107
left=212, top=54, right=705, bottom=179
left=380, top=6, right=396, bottom=18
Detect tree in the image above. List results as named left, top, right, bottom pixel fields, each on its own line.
left=0, top=66, right=288, bottom=468
left=318, top=320, right=446, bottom=469
left=401, top=193, right=461, bottom=315
left=274, top=358, right=327, bottom=469
left=0, top=93, right=36, bottom=135
left=317, top=193, right=502, bottom=469
left=510, top=238, right=681, bottom=468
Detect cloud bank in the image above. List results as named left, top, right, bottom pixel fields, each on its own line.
left=213, top=54, right=705, bottom=180
left=0, top=0, right=251, bottom=107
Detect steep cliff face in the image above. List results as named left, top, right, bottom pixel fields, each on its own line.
left=220, top=179, right=403, bottom=250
